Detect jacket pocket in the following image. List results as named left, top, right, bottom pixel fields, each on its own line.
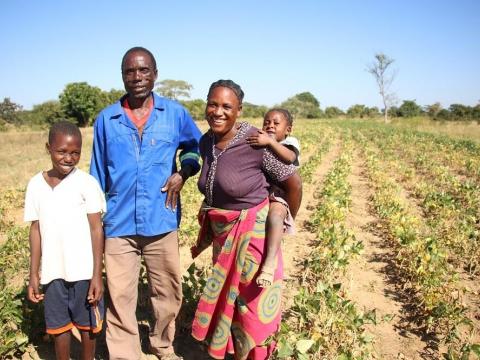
left=149, top=131, right=175, bottom=165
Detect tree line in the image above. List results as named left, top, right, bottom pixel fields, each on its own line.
left=1, top=79, right=479, bottom=130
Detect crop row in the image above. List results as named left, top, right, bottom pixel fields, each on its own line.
left=276, top=135, right=375, bottom=359
left=353, top=130, right=480, bottom=358
left=358, top=126, right=480, bottom=274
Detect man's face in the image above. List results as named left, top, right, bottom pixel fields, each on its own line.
left=121, top=51, right=158, bottom=99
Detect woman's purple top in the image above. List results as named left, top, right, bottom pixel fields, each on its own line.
left=198, top=122, right=297, bottom=210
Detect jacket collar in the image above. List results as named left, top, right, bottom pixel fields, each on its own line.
left=112, top=92, right=166, bottom=130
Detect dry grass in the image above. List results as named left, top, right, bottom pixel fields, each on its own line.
left=0, top=128, right=94, bottom=188
left=390, top=117, right=480, bottom=142
left=0, top=122, right=214, bottom=189
left=1, top=117, right=477, bottom=189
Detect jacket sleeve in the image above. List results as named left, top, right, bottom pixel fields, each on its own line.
left=178, top=107, right=202, bottom=176
left=89, top=114, right=107, bottom=192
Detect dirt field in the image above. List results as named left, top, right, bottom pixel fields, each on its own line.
left=1, top=119, right=479, bottom=359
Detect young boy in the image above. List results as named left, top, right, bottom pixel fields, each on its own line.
left=25, top=121, right=105, bottom=359
left=246, top=108, right=300, bottom=287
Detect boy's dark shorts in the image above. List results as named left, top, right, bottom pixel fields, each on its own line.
left=43, top=279, right=104, bottom=335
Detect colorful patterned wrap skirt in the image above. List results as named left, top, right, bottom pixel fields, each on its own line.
left=192, top=198, right=283, bottom=359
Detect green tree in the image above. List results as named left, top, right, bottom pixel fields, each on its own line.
left=346, top=104, right=368, bottom=118
left=32, top=100, right=68, bottom=125
left=59, top=82, right=104, bottom=127
left=102, top=88, right=125, bottom=105
left=473, top=103, right=480, bottom=121
left=436, top=109, right=451, bottom=121
left=181, top=99, right=206, bottom=121
left=449, top=104, right=472, bottom=120
left=295, top=92, right=320, bottom=107
left=425, top=102, right=442, bottom=119
left=324, top=106, right=344, bottom=118
left=280, top=92, right=322, bottom=119
left=398, top=100, right=422, bottom=117
left=242, top=102, right=268, bottom=119
left=388, top=106, right=400, bottom=117
left=367, top=53, right=396, bottom=123
left=0, top=97, right=23, bottom=124
left=155, top=79, right=192, bottom=100
left=365, top=107, right=381, bottom=117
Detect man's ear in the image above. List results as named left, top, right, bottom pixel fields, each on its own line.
left=238, top=105, right=243, bottom=117
left=286, top=125, right=292, bottom=135
left=45, top=142, right=51, bottom=154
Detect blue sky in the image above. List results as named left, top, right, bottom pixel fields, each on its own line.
left=1, top=0, right=479, bottom=110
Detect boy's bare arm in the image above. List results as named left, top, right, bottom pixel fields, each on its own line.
left=87, top=212, right=104, bottom=305
left=28, top=221, right=44, bottom=302
left=246, top=130, right=297, bottom=164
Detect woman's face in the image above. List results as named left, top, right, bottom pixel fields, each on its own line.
left=205, top=86, right=242, bottom=140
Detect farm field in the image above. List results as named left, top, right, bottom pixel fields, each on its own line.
left=1, top=118, right=480, bottom=359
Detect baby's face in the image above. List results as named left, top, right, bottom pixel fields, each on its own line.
left=46, top=133, right=82, bottom=177
left=262, top=111, right=291, bottom=141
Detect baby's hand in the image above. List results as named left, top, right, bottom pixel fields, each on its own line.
left=246, top=130, right=273, bottom=147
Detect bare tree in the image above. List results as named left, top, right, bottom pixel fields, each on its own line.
left=367, top=53, right=396, bottom=123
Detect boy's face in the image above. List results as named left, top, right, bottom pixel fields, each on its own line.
left=262, top=111, right=291, bottom=142
left=46, top=133, right=82, bottom=177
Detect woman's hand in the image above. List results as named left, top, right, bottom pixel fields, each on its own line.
left=161, top=172, right=185, bottom=210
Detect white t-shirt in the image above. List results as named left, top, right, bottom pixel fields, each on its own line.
left=280, top=136, right=301, bottom=166
left=24, top=168, right=106, bottom=285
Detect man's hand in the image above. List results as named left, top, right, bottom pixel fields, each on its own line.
left=161, top=172, right=185, bottom=210
left=87, top=275, right=104, bottom=306
left=246, top=130, right=274, bottom=147
left=27, top=274, right=44, bottom=303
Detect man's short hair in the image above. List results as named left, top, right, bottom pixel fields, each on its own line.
left=121, top=47, right=157, bottom=71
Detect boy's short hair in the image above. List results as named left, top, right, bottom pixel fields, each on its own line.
left=265, top=108, right=293, bottom=126
left=48, top=121, right=82, bottom=144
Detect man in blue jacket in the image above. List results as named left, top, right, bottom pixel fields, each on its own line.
left=90, top=47, right=201, bottom=360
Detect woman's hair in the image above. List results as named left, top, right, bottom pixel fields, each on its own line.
left=265, top=108, right=294, bottom=126
left=207, top=79, right=244, bottom=104
left=48, top=121, right=82, bottom=145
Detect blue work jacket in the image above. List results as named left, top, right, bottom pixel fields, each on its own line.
left=90, top=93, right=202, bottom=238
